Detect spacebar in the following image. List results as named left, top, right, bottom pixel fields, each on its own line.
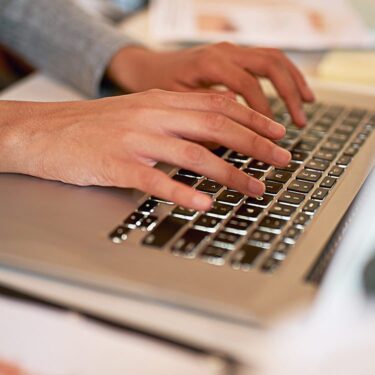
left=142, top=215, right=187, bottom=248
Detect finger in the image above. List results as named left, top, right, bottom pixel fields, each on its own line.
left=235, top=51, right=306, bottom=127
left=135, top=134, right=265, bottom=197
left=199, top=56, right=274, bottom=119
left=115, top=162, right=212, bottom=211
left=156, top=109, right=291, bottom=167
left=145, top=90, right=285, bottom=140
left=172, top=83, right=238, bottom=100
left=266, top=49, right=315, bottom=102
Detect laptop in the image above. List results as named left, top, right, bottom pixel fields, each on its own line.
left=0, top=78, right=374, bottom=331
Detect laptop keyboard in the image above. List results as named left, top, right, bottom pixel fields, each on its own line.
left=109, top=98, right=375, bottom=273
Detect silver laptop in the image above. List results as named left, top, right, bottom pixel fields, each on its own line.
left=1, top=84, right=374, bottom=329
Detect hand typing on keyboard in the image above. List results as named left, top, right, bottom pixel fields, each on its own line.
left=0, top=90, right=291, bottom=210
left=107, top=43, right=314, bottom=127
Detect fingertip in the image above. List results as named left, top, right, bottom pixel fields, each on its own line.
left=192, top=193, right=212, bottom=211
left=272, top=147, right=291, bottom=167
left=293, top=108, right=307, bottom=127
left=247, top=179, right=265, bottom=197
left=268, top=121, right=286, bottom=139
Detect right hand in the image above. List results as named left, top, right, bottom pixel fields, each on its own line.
left=0, top=90, right=291, bottom=210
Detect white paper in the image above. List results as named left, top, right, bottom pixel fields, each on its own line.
left=150, top=0, right=373, bottom=50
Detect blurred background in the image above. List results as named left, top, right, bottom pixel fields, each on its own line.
left=1, top=0, right=374, bottom=91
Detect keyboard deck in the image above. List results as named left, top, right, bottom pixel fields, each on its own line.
left=109, top=98, right=375, bottom=273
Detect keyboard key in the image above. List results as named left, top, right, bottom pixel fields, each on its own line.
left=259, top=216, right=287, bottom=233
left=303, top=200, right=321, bottom=214
left=249, top=230, right=276, bottom=248
left=305, top=159, right=330, bottom=172
left=226, top=151, right=250, bottom=162
left=297, top=169, right=322, bottom=182
left=224, top=217, right=253, bottom=234
left=321, top=141, right=342, bottom=152
left=200, top=245, right=229, bottom=265
left=225, top=160, right=245, bottom=169
left=269, top=202, right=296, bottom=218
left=207, top=202, right=233, bottom=218
left=141, top=215, right=158, bottom=231
left=196, top=179, right=222, bottom=194
left=211, top=146, right=228, bottom=157
left=265, top=180, right=283, bottom=195
left=109, top=226, right=130, bottom=243
left=336, top=155, right=351, bottom=166
left=172, top=174, right=198, bottom=186
left=245, top=194, right=274, bottom=207
left=124, top=212, right=145, bottom=228
left=328, top=132, right=350, bottom=144
left=143, top=216, right=187, bottom=248
left=138, top=199, right=159, bottom=214
left=293, top=140, right=315, bottom=152
left=291, top=150, right=309, bottom=162
left=232, top=244, right=264, bottom=269
left=312, top=187, right=329, bottom=200
left=276, top=161, right=300, bottom=173
left=150, top=196, right=173, bottom=204
left=194, top=215, right=222, bottom=232
left=284, top=226, right=302, bottom=244
left=177, top=169, right=202, bottom=178
left=216, top=190, right=244, bottom=206
left=288, top=179, right=314, bottom=194
left=266, top=170, right=293, bottom=184
left=336, top=124, right=355, bottom=135
left=279, top=191, right=305, bottom=206
left=314, top=149, right=337, bottom=162
left=172, top=228, right=208, bottom=256
left=344, top=145, right=359, bottom=157
left=294, top=212, right=311, bottom=228
left=171, top=206, right=198, bottom=219
left=235, top=204, right=263, bottom=220
left=272, top=241, right=291, bottom=258
left=213, top=231, right=240, bottom=248
left=261, top=257, right=282, bottom=273
left=320, top=176, right=337, bottom=189
left=247, top=160, right=270, bottom=171
left=329, top=166, right=344, bottom=178
left=243, top=168, right=264, bottom=179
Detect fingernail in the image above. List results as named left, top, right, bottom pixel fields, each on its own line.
left=192, top=194, right=212, bottom=211
left=248, top=180, right=265, bottom=196
left=272, top=147, right=291, bottom=166
left=268, top=122, right=286, bottom=139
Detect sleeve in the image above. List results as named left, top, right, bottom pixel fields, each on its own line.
left=0, top=0, right=139, bottom=97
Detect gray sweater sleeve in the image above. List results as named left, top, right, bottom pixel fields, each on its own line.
left=0, top=0, right=138, bottom=97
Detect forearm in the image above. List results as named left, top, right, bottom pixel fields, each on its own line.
left=0, top=100, right=61, bottom=174
left=0, top=0, right=138, bottom=97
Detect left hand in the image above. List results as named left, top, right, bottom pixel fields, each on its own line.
left=106, top=42, right=315, bottom=127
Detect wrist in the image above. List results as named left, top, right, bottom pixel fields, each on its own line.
left=106, top=46, right=153, bottom=92
left=0, top=101, right=59, bottom=174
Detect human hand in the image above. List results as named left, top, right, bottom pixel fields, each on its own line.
left=107, top=43, right=314, bottom=127
left=0, top=90, right=290, bottom=210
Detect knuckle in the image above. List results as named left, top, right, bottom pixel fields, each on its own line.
left=215, top=41, right=233, bottom=49
left=207, top=93, right=228, bottom=110
left=205, top=112, right=226, bottom=133
left=224, top=164, right=238, bottom=184
left=248, top=108, right=261, bottom=124
left=250, top=133, right=263, bottom=153
left=182, top=143, right=206, bottom=167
